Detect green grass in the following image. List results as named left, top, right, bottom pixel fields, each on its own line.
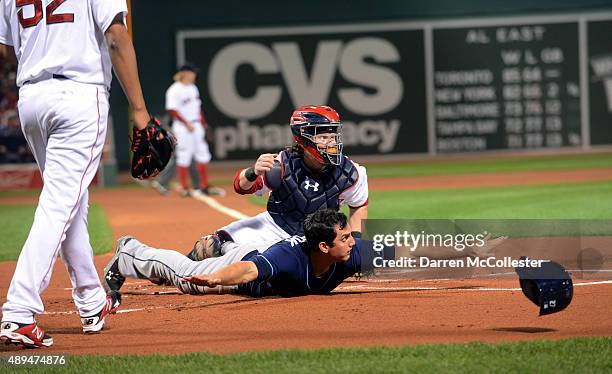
left=1, top=155, right=610, bottom=370
left=365, top=180, right=612, bottom=237
left=367, top=180, right=612, bottom=219
left=365, top=152, right=612, bottom=178
left=9, top=337, right=611, bottom=373
left=250, top=180, right=612, bottom=220
left=0, top=204, right=113, bottom=261
left=251, top=180, right=612, bottom=236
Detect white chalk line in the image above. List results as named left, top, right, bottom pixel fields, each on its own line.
left=573, top=280, right=612, bottom=286
left=45, top=280, right=612, bottom=316
left=108, top=191, right=612, bottom=311
left=375, top=270, right=612, bottom=279
left=44, top=306, right=159, bottom=316
left=337, top=280, right=612, bottom=292
left=190, top=193, right=249, bottom=220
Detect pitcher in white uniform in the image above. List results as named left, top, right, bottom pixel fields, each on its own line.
left=165, top=63, right=223, bottom=197
left=0, top=0, right=153, bottom=348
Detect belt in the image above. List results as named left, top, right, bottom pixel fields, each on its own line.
left=23, top=74, right=69, bottom=85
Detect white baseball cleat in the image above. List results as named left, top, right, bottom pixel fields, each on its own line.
left=203, top=186, right=226, bottom=197
left=0, top=321, right=53, bottom=348
left=80, top=291, right=121, bottom=334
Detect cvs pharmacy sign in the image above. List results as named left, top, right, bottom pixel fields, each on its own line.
left=179, top=24, right=427, bottom=159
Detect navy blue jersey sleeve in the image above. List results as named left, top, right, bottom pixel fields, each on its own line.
left=249, top=254, right=277, bottom=281
left=348, top=239, right=395, bottom=274
left=344, top=239, right=363, bottom=275
left=250, top=242, right=299, bottom=282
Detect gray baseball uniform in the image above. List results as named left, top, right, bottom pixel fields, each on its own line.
left=117, top=238, right=269, bottom=294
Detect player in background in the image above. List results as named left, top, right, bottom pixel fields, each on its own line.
left=150, top=121, right=200, bottom=196
left=150, top=154, right=200, bottom=196
left=188, top=105, right=369, bottom=260
left=165, top=63, right=224, bottom=197
left=0, top=0, right=151, bottom=348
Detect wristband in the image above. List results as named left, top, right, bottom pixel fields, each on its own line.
left=244, top=167, right=258, bottom=182
left=351, top=231, right=362, bottom=239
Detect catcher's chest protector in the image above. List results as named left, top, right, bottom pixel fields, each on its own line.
left=267, top=151, right=358, bottom=235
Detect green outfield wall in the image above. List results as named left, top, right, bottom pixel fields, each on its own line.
left=110, top=0, right=612, bottom=169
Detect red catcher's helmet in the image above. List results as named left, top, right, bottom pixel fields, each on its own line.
left=290, top=105, right=343, bottom=169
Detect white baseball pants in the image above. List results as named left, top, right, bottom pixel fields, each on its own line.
left=2, top=79, right=108, bottom=324
left=172, top=121, right=211, bottom=167
left=219, top=211, right=291, bottom=254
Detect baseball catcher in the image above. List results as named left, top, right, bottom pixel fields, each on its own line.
left=189, top=105, right=369, bottom=260
left=130, top=116, right=175, bottom=180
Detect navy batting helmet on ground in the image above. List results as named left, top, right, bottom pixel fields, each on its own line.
left=515, top=257, right=573, bottom=316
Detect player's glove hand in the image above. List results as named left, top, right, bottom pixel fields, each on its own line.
left=130, top=116, right=176, bottom=180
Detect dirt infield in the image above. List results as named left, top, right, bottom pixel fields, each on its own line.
left=1, top=168, right=611, bottom=355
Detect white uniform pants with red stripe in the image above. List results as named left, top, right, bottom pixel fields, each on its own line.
left=172, top=121, right=211, bottom=167
left=2, top=79, right=108, bottom=324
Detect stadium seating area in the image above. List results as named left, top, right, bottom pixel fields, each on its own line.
left=0, top=57, right=33, bottom=164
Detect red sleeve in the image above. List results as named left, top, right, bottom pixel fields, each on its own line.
left=167, top=109, right=189, bottom=125
left=233, top=169, right=263, bottom=195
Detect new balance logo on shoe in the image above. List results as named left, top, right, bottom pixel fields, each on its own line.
left=32, top=325, right=44, bottom=340
left=80, top=292, right=121, bottom=334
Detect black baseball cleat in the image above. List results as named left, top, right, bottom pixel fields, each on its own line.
left=187, top=234, right=223, bottom=261
left=0, top=321, right=53, bottom=348
left=80, top=291, right=121, bottom=334
left=103, top=236, right=132, bottom=292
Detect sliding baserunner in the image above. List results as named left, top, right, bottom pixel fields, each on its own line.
left=104, top=210, right=387, bottom=297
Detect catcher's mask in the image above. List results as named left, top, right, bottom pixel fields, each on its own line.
left=515, top=257, right=573, bottom=316
left=290, top=105, right=343, bottom=171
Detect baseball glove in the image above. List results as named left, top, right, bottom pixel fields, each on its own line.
left=130, top=117, right=175, bottom=180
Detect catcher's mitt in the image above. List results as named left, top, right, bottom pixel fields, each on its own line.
left=130, top=117, right=175, bottom=180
